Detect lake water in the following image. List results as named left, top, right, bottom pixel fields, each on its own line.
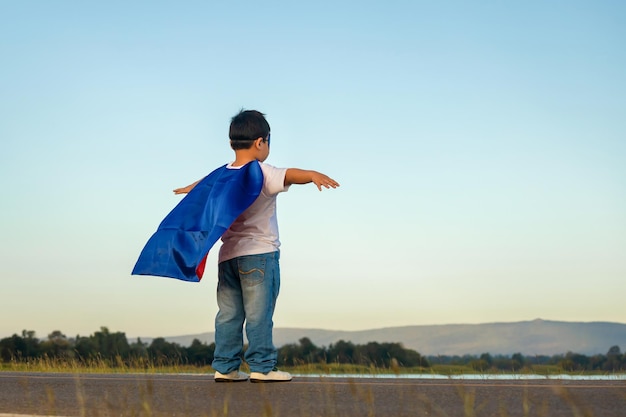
left=295, top=373, right=626, bottom=381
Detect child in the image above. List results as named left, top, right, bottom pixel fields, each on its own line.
left=173, top=110, right=339, bottom=382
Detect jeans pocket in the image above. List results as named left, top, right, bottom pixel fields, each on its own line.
left=237, top=255, right=266, bottom=287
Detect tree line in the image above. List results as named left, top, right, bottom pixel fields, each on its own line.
left=0, top=328, right=428, bottom=368
left=429, top=346, right=626, bottom=372
left=1, top=327, right=624, bottom=372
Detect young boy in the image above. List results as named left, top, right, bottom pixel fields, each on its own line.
left=173, top=110, right=339, bottom=382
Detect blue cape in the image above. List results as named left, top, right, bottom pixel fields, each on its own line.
left=132, top=161, right=263, bottom=282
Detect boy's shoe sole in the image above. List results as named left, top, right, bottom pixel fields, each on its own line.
left=215, top=378, right=248, bottom=382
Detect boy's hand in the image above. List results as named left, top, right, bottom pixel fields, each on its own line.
left=311, top=172, right=340, bottom=191
left=173, top=179, right=202, bottom=195
left=173, top=186, right=191, bottom=195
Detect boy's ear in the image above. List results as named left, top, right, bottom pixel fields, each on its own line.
left=254, top=137, right=264, bottom=149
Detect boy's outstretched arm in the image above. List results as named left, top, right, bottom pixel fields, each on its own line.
left=285, top=169, right=340, bottom=191
left=173, top=178, right=202, bottom=194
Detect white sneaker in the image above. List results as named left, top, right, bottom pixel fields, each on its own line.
left=249, top=368, right=293, bottom=383
left=214, top=370, right=249, bottom=382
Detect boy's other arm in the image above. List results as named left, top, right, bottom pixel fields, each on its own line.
left=285, top=169, right=340, bottom=191
left=173, top=178, right=203, bottom=194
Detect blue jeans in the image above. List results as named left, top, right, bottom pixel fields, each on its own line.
left=212, top=251, right=280, bottom=374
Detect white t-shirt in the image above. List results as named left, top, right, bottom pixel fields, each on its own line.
left=218, top=161, right=290, bottom=263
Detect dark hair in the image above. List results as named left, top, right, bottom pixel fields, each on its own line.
left=229, top=109, right=270, bottom=150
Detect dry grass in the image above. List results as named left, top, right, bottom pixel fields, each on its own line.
left=2, top=357, right=622, bottom=379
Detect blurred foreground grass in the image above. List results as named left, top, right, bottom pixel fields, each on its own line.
left=2, top=358, right=624, bottom=417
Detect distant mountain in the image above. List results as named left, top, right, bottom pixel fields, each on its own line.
left=137, top=319, right=626, bottom=356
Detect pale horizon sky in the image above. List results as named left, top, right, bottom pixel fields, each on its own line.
left=1, top=1, right=625, bottom=340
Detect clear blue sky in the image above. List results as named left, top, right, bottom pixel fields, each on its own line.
left=1, top=1, right=624, bottom=340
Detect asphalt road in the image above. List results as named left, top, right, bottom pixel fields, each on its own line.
left=0, top=372, right=625, bottom=417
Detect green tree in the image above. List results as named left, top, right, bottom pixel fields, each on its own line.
left=561, top=352, right=590, bottom=371
left=74, top=335, right=98, bottom=361
left=470, top=353, right=493, bottom=371
left=92, top=327, right=131, bottom=360
left=40, top=331, right=74, bottom=359
left=185, top=339, right=215, bottom=366
left=148, top=338, right=184, bottom=365
left=511, top=353, right=525, bottom=371
left=129, top=338, right=149, bottom=359
left=277, top=342, right=301, bottom=366
left=0, top=333, right=39, bottom=361
left=604, top=345, right=623, bottom=371
left=327, top=340, right=356, bottom=363
left=298, top=337, right=324, bottom=363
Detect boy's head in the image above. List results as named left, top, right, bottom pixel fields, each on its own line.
left=229, top=110, right=271, bottom=151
